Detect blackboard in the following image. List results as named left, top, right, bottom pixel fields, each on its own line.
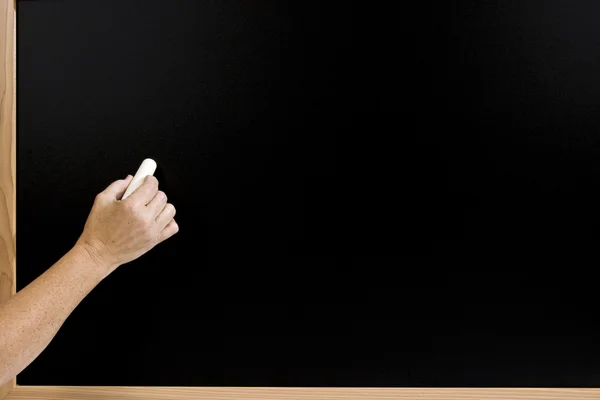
left=17, top=0, right=600, bottom=387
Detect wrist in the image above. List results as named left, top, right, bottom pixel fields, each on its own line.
left=74, top=240, right=120, bottom=278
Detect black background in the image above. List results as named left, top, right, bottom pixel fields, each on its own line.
left=16, top=0, right=600, bottom=387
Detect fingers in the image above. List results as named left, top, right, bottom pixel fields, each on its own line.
left=101, top=175, right=133, bottom=200
left=127, top=176, right=159, bottom=206
left=147, top=190, right=167, bottom=217
left=158, top=219, right=179, bottom=243
left=156, top=203, right=176, bottom=230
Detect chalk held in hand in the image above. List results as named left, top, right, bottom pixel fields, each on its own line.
left=121, top=158, right=158, bottom=200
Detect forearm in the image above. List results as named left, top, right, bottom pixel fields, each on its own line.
left=0, top=244, right=112, bottom=385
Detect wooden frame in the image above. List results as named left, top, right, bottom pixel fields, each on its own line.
left=0, top=2, right=599, bottom=399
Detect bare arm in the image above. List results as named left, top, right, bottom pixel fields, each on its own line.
left=0, top=244, right=110, bottom=384
left=0, top=174, right=178, bottom=385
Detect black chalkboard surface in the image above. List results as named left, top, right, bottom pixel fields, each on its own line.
left=17, top=0, right=600, bottom=387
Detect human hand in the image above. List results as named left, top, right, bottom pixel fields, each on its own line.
left=76, top=175, right=178, bottom=275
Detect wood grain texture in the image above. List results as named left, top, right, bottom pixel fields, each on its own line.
left=4, top=387, right=600, bottom=400
left=0, top=0, right=15, bottom=398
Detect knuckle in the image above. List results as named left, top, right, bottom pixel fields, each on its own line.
left=123, top=201, right=136, bottom=213
left=141, top=216, right=153, bottom=229
left=147, top=176, right=159, bottom=187
left=142, top=224, right=156, bottom=241
left=94, top=192, right=107, bottom=203
left=144, top=232, right=156, bottom=243
left=130, top=206, right=148, bottom=223
left=167, top=203, right=176, bottom=215
left=157, top=191, right=167, bottom=202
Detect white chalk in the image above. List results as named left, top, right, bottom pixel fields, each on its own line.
left=121, top=158, right=158, bottom=200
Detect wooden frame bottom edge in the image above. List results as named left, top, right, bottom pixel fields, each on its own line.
left=4, top=386, right=600, bottom=400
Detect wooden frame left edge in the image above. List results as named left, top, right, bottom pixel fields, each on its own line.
left=0, top=0, right=16, bottom=397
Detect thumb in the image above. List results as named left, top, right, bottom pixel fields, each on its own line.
left=103, top=175, right=133, bottom=200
